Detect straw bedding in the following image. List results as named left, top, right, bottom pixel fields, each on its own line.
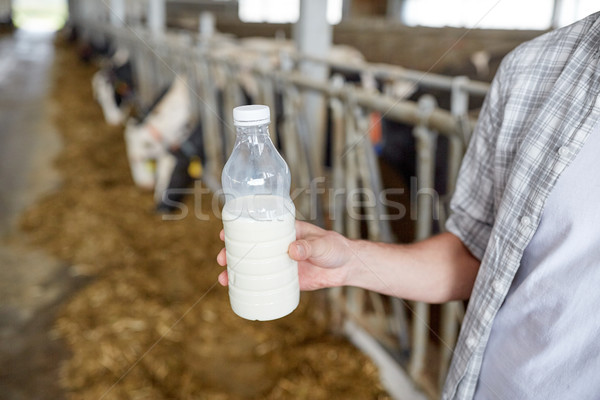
left=19, top=36, right=390, bottom=399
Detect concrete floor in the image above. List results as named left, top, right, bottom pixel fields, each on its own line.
left=0, top=29, right=59, bottom=233
left=0, top=29, right=83, bottom=400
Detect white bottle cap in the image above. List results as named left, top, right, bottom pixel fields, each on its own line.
left=233, top=105, right=270, bottom=126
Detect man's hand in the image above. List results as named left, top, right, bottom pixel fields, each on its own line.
left=217, top=220, right=353, bottom=291
left=217, top=220, right=481, bottom=302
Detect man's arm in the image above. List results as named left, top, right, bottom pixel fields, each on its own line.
left=217, top=220, right=481, bottom=303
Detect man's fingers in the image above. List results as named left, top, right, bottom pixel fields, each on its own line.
left=218, top=270, right=228, bottom=286
left=216, top=248, right=227, bottom=266
left=217, top=231, right=227, bottom=285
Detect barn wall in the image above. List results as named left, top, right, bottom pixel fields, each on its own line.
left=169, top=13, right=544, bottom=81
left=349, top=0, right=388, bottom=17
left=331, top=19, right=543, bottom=78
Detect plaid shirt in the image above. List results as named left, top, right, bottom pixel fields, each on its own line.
left=443, top=12, right=600, bottom=400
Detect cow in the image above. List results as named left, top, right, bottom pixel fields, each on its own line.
left=78, top=32, right=112, bottom=63
left=92, top=48, right=135, bottom=126
left=155, top=121, right=205, bottom=213
left=124, top=76, right=203, bottom=212
left=378, top=80, right=450, bottom=197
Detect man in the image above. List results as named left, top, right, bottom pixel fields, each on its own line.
left=217, top=11, right=600, bottom=399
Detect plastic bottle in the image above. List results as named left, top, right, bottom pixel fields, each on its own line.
left=221, top=105, right=299, bottom=321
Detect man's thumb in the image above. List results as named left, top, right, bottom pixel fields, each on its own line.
left=289, top=240, right=308, bottom=260
left=289, top=238, right=332, bottom=262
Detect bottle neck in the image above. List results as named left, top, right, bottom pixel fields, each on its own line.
left=235, top=124, right=270, bottom=143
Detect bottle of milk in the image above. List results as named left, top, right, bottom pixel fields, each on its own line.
left=221, top=105, right=299, bottom=321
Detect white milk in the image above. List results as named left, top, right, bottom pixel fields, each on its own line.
left=222, top=195, right=299, bottom=321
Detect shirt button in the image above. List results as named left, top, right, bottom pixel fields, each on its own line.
left=483, top=309, right=493, bottom=321
left=520, top=216, right=531, bottom=227
left=535, top=196, right=544, bottom=207
left=491, top=279, right=503, bottom=293
left=553, top=161, right=566, bottom=174
left=558, top=145, right=570, bottom=157
left=466, top=336, right=478, bottom=349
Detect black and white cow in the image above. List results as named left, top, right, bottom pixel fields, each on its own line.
left=124, top=76, right=204, bottom=212
left=378, top=80, right=450, bottom=196
left=92, top=48, right=135, bottom=126
left=78, top=31, right=112, bottom=63
left=155, top=121, right=205, bottom=213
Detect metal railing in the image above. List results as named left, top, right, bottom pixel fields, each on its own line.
left=78, top=19, right=489, bottom=399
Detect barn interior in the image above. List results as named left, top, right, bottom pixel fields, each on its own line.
left=0, top=1, right=597, bottom=399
